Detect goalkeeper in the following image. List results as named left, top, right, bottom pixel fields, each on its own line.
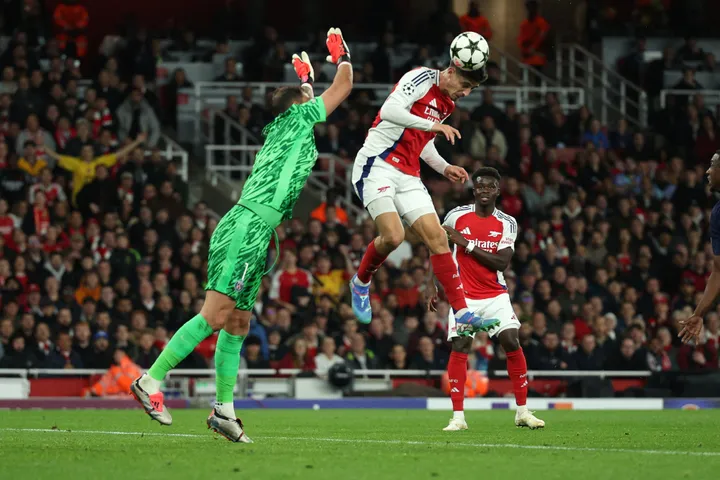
left=130, top=28, right=353, bottom=443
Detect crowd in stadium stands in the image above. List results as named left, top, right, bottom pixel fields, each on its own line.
left=0, top=3, right=719, bottom=388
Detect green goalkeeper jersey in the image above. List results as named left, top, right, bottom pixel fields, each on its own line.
left=238, top=96, right=327, bottom=225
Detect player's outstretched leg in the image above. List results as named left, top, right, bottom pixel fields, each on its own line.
left=443, top=337, right=473, bottom=431
left=208, top=309, right=253, bottom=443
left=350, top=211, right=405, bottom=323
left=131, top=310, right=217, bottom=425
left=412, top=214, right=499, bottom=333
left=498, top=329, right=544, bottom=429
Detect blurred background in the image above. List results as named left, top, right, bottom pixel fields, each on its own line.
left=1, top=0, right=720, bottom=405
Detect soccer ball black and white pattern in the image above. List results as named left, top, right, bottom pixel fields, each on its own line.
left=449, top=32, right=490, bottom=71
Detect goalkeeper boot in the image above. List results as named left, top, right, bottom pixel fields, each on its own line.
left=130, top=374, right=172, bottom=426
left=515, top=407, right=545, bottom=430
left=207, top=409, right=253, bottom=443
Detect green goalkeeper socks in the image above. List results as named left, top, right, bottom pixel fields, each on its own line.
left=147, top=314, right=214, bottom=381
left=215, top=330, right=246, bottom=403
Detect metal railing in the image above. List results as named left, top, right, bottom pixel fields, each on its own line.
left=556, top=43, right=649, bottom=128
left=488, top=42, right=555, bottom=88
left=660, top=89, right=720, bottom=109
left=204, top=144, right=365, bottom=219
left=159, top=134, right=189, bottom=182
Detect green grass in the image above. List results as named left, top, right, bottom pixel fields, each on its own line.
left=1, top=409, right=719, bottom=479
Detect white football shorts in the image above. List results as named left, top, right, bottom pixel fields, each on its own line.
left=447, top=293, right=521, bottom=340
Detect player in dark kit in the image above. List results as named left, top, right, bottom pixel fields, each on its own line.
left=680, top=150, right=720, bottom=343
left=428, top=167, right=544, bottom=431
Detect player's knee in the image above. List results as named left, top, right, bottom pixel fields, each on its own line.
left=225, top=310, right=251, bottom=335
left=200, top=305, right=232, bottom=330
left=452, top=337, right=473, bottom=353
left=501, top=333, right=521, bottom=353
left=379, top=229, right=404, bottom=250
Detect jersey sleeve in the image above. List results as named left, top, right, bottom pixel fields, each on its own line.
left=387, top=68, right=437, bottom=108
left=295, top=96, right=327, bottom=126
left=711, top=205, right=720, bottom=255
left=499, top=216, right=518, bottom=251
left=442, top=205, right=472, bottom=228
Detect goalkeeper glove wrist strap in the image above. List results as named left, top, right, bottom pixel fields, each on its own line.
left=338, top=55, right=351, bottom=66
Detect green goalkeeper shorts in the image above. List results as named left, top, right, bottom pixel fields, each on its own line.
left=205, top=204, right=277, bottom=311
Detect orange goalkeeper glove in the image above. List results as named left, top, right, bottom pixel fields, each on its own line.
left=292, top=51, right=314, bottom=84
left=325, top=27, right=351, bottom=65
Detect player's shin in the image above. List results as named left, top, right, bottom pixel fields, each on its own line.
left=448, top=351, right=468, bottom=418
left=214, top=329, right=246, bottom=418
left=356, top=239, right=388, bottom=284
left=506, top=347, right=528, bottom=410
left=430, top=252, right=468, bottom=315
left=143, top=314, right=214, bottom=392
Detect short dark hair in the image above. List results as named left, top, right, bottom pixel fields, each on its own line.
left=472, top=166, right=501, bottom=182
left=270, top=86, right=304, bottom=116
left=454, top=65, right=487, bottom=84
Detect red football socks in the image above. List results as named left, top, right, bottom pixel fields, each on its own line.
left=356, top=239, right=388, bottom=284
left=506, top=348, right=528, bottom=407
left=447, top=351, right=468, bottom=412
left=431, top=253, right=468, bottom=312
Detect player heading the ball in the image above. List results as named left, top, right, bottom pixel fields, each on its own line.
left=349, top=32, right=496, bottom=337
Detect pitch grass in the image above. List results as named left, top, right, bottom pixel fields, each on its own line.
left=1, top=409, right=720, bottom=479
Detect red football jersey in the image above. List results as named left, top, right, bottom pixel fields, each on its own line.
left=358, top=67, right=455, bottom=178
left=443, top=205, right=518, bottom=300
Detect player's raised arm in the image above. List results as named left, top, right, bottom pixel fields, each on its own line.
left=319, top=28, right=353, bottom=117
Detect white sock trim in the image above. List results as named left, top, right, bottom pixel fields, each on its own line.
left=452, top=411, right=465, bottom=421
left=353, top=275, right=370, bottom=287
left=139, top=373, right=161, bottom=394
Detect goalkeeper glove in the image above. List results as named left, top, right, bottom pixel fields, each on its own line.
left=325, top=27, right=351, bottom=65
left=292, top=51, right=314, bottom=84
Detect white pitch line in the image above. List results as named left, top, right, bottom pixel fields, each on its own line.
left=3, top=428, right=720, bottom=457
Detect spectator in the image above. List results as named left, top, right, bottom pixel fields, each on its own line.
left=605, top=337, right=648, bottom=370
left=269, top=250, right=313, bottom=309
left=459, top=1, right=493, bottom=40
left=410, top=336, right=446, bottom=370
left=677, top=337, right=718, bottom=371
left=345, top=333, right=380, bottom=370
left=582, top=119, right=610, bottom=149
left=17, top=140, right=47, bottom=177
left=277, top=337, right=316, bottom=371
left=215, top=57, right=242, bottom=82
left=15, top=113, right=56, bottom=159
left=46, top=330, right=83, bottom=368
left=387, top=344, right=409, bottom=369
left=518, top=0, right=550, bottom=76
left=527, top=332, right=568, bottom=370
left=0, top=334, right=39, bottom=368
left=469, top=116, right=508, bottom=161
left=314, top=336, right=344, bottom=376
left=133, top=330, right=160, bottom=368
left=43, top=133, right=147, bottom=205
left=244, top=335, right=271, bottom=369
left=116, top=90, right=160, bottom=147
left=571, top=334, right=605, bottom=370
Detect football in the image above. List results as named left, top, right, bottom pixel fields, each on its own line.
left=450, top=31, right=490, bottom=71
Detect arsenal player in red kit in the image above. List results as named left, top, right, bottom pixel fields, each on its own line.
left=428, top=167, right=545, bottom=431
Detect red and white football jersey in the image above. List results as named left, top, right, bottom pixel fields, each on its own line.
left=357, top=67, right=455, bottom=177
left=443, top=205, right=518, bottom=300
